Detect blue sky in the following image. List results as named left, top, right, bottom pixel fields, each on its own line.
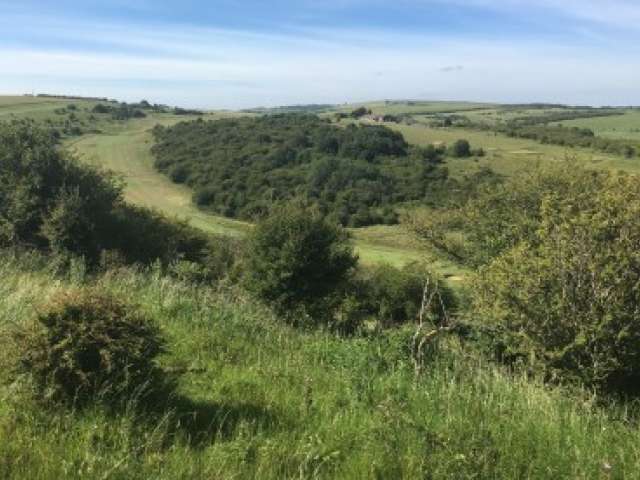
left=1, top=0, right=639, bottom=108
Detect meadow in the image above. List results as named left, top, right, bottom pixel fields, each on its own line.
left=335, top=100, right=497, bottom=116
left=2, top=254, right=639, bottom=479
left=558, top=110, right=640, bottom=141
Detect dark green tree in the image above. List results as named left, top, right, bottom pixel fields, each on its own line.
left=244, top=204, right=358, bottom=322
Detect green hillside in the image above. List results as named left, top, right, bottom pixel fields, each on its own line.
left=2, top=96, right=640, bottom=479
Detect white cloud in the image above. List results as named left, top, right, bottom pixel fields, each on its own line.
left=0, top=7, right=638, bottom=108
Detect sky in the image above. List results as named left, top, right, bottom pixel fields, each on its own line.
left=1, top=0, right=639, bottom=109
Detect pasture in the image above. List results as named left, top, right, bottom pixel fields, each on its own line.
left=558, top=109, right=640, bottom=141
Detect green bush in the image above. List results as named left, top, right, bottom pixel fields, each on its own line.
left=356, top=263, right=456, bottom=327
left=0, top=121, right=231, bottom=272
left=449, top=139, right=471, bottom=158
left=408, top=162, right=604, bottom=266
left=473, top=173, right=640, bottom=393
left=244, top=204, right=358, bottom=322
left=7, top=289, right=169, bottom=406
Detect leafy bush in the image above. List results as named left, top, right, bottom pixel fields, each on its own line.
left=7, top=289, right=169, bottom=406
left=0, top=120, right=122, bottom=261
left=244, top=204, right=358, bottom=322
left=449, top=139, right=471, bottom=158
left=0, top=121, right=230, bottom=271
left=408, top=163, right=604, bottom=266
left=355, top=263, right=456, bottom=327
left=472, top=171, right=640, bottom=393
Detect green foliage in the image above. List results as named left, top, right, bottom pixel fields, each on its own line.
left=92, top=103, right=147, bottom=120
left=244, top=204, right=358, bottom=322
left=473, top=172, right=640, bottom=392
left=0, top=120, right=122, bottom=261
left=350, top=106, right=370, bottom=118
left=354, top=262, right=456, bottom=327
left=0, top=121, right=231, bottom=271
left=6, top=288, right=168, bottom=406
left=151, top=114, right=449, bottom=226
left=408, top=162, right=603, bottom=266
left=448, top=139, right=471, bottom=157
left=496, top=123, right=638, bottom=157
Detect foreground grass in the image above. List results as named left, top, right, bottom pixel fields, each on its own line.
left=1, top=254, right=639, bottom=479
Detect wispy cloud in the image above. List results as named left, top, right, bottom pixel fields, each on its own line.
left=0, top=2, right=638, bottom=108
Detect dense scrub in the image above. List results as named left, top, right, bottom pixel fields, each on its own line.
left=410, top=163, right=640, bottom=392
left=92, top=103, right=147, bottom=120
left=0, top=120, right=230, bottom=273
left=151, top=114, right=451, bottom=226
left=406, top=163, right=604, bottom=266
left=352, top=262, right=456, bottom=327
left=473, top=172, right=640, bottom=392
left=6, top=288, right=169, bottom=407
left=504, top=108, right=624, bottom=126
left=1, top=255, right=639, bottom=478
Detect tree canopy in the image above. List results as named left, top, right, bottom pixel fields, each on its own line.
left=151, top=114, right=451, bottom=226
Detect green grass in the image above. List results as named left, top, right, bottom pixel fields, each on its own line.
left=333, top=100, right=497, bottom=116
left=378, top=120, right=640, bottom=177
left=68, top=115, right=251, bottom=237
left=1, top=255, right=639, bottom=479
left=558, top=110, right=640, bottom=141
left=0, top=95, right=101, bottom=121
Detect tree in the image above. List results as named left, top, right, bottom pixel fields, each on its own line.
left=244, top=204, right=358, bottom=322
left=449, top=139, right=471, bottom=158
left=350, top=107, right=369, bottom=119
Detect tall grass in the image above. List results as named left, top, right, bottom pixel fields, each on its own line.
left=1, top=253, right=639, bottom=479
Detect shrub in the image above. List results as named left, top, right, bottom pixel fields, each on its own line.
left=356, top=263, right=456, bottom=327
left=407, top=162, right=605, bottom=266
left=244, top=204, right=358, bottom=322
left=449, top=139, right=471, bottom=158
left=7, top=289, right=169, bottom=406
left=473, top=173, right=640, bottom=393
left=0, top=120, right=122, bottom=261
left=0, top=121, right=229, bottom=271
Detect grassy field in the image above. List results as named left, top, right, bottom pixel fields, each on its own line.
left=0, top=95, right=102, bottom=121
left=373, top=119, right=640, bottom=177
left=4, top=96, right=640, bottom=478
left=68, top=115, right=251, bottom=237
left=2, top=255, right=639, bottom=479
left=65, top=99, right=640, bottom=274
left=558, top=110, right=640, bottom=141
left=334, top=100, right=497, bottom=116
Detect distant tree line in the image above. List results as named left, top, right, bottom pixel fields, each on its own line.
left=497, top=124, right=637, bottom=158
left=36, top=94, right=114, bottom=102
left=505, top=108, right=624, bottom=126
left=92, top=103, right=147, bottom=120
left=459, top=108, right=639, bottom=158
